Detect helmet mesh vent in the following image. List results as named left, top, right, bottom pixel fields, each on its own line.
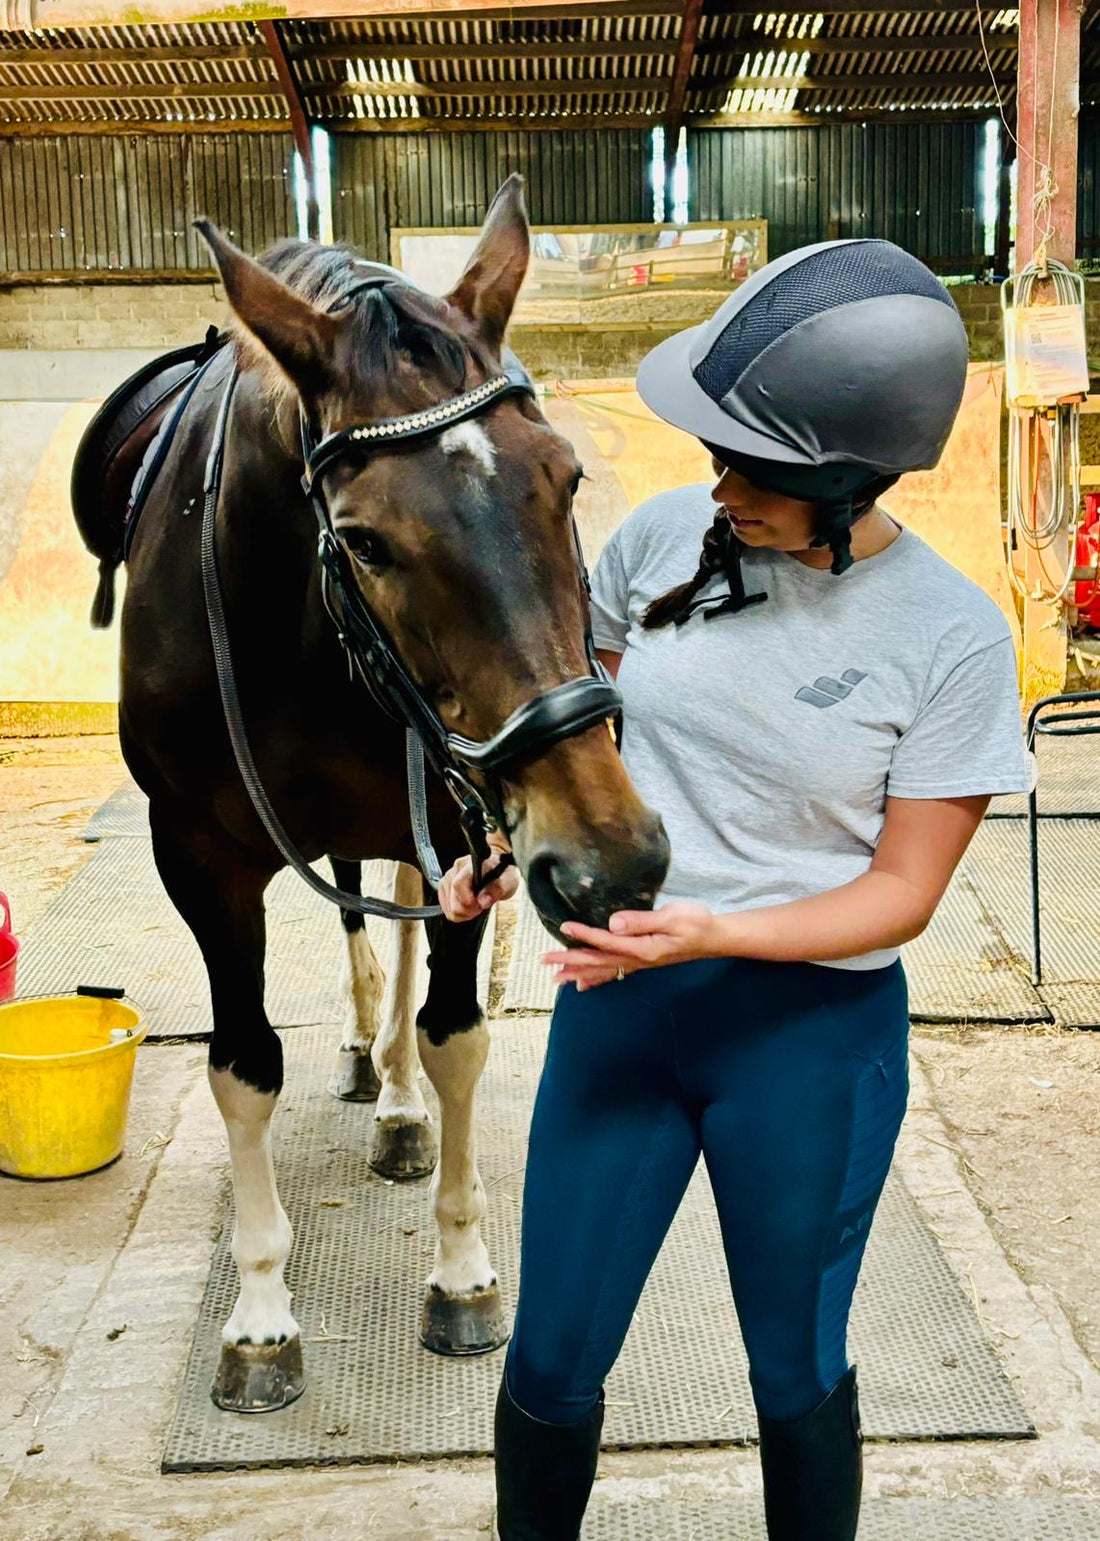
left=693, top=241, right=954, bottom=400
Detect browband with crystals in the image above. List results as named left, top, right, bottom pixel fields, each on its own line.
left=302, top=372, right=523, bottom=492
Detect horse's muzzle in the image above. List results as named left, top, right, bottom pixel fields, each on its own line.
left=523, top=813, right=670, bottom=937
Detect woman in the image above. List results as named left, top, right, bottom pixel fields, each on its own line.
left=437, top=239, right=1031, bottom=1540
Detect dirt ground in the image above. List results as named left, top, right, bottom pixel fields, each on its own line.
left=2, top=736, right=1100, bottom=1536
left=0, top=735, right=126, bottom=932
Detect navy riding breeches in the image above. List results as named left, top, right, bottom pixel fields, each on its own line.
left=505, top=955, right=909, bottom=1425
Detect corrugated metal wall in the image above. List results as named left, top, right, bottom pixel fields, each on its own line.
left=332, top=130, right=653, bottom=259
left=689, top=122, right=985, bottom=272
left=0, top=134, right=296, bottom=277
left=0, top=122, right=999, bottom=280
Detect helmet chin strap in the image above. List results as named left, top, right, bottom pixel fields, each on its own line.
left=809, top=497, right=856, bottom=576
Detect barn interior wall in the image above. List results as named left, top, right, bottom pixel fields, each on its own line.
left=2, top=280, right=1094, bottom=388
left=0, top=133, right=297, bottom=279
left=3, top=116, right=1100, bottom=386
left=688, top=121, right=986, bottom=273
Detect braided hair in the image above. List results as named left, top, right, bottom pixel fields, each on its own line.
left=641, top=472, right=899, bottom=632
left=641, top=508, right=753, bottom=630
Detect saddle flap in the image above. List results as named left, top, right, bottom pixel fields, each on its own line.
left=70, top=330, right=223, bottom=565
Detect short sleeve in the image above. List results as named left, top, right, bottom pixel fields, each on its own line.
left=887, top=635, right=1030, bottom=799
left=589, top=527, right=631, bottom=653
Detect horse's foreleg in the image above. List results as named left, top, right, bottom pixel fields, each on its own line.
left=328, top=857, right=384, bottom=1102
left=416, top=911, right=508, bottom=1356
left=368, top=862, right=437, bottom=1180
left=150, top=803, right=304, bottom=1414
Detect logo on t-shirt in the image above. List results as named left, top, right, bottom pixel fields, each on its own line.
left=795, top=669, right=868, bottom=709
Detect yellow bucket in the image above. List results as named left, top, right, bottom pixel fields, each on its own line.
left=0, top=993, right=146, bottom=1179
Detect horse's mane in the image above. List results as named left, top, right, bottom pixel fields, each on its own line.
left=239, top=239, right=468, bottom=403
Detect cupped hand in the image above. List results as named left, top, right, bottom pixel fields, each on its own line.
left=543, top=901, right=722, bottom=990
left=436, top=845, right=519, bottom=924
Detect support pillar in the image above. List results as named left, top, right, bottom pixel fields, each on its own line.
left=260, top=20, right=319, bottom=242
left=1015, top=0, right=1082, bottom=706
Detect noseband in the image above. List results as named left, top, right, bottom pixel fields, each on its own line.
left=202, top=272, right=621, bottom=920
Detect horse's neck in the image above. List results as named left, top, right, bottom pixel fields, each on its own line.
left=235, top=365, right=303, bottom=467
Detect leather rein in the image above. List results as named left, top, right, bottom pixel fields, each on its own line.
left=200, top=277, right=621, bottom=923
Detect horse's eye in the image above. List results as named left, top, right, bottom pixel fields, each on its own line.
left=340, top=528, right=391, bottom=569
left=569, top=468, right=586, bottom=500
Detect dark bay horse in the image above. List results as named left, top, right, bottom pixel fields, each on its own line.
left=103, top=176, right=668, bottom=1411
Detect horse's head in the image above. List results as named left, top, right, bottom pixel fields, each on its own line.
left=197, top=177, right=669, bottom=932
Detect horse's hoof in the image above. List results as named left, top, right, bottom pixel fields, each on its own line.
left=211, top=1337, right=306, bottom=1414
left=328, top=1049, right=381, bottom=1102
left=420, top=1282, right=510, bottom=1357
left=369, top=1118, right=437, bottom=1180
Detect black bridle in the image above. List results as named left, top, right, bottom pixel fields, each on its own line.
left=202, top=271, right=621, bottom=921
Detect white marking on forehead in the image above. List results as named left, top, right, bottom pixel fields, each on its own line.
left=439, top=421, right=497, bottom=477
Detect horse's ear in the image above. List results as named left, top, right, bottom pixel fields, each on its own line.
left=194, top=219, right=337, bottom=395
left=445, top=174, right=530, bottom=353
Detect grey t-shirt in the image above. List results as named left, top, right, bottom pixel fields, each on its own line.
left=590, top=485, right=1031, bottom=971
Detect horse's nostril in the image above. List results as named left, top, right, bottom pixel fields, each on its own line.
left=525, top=851, right=578, bottom=925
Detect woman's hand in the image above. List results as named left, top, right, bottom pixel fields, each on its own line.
left=436, top=835, right=519, bottom=924
left=543, top=901, right=722, bottom=990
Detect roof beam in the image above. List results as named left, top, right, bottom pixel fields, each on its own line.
left=306, top=67, right=1019, bottom=99
left=708, top=0, right=1003, bottom=12
left=0, top=105, right=1003, bottom=138
left=663, top=0, right=704, bottom=213
left=694, top=107, right=993, bottom=128
left=0, top=80, right=285, bottom=100
left=0, top=31, right=1038, bottom=71
left=0, top=115, right=292, bottom=134
left=307, top=74, right=672, bottom=98
left=702, top=69, right=1014, bottom=93
left=0, top=42, right=269, bottom=63
left=260, top=18, right=318, bottom=238
left=292, top=38, right=680, bottom=62
left=700, top=32, right=1022, bottom=58
left=0, top=0, right=667, bottom=29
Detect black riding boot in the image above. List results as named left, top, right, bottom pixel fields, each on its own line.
left=494, top=1377, right=604, bottom=1540
left=756, top=1366, right=863, bottom=1541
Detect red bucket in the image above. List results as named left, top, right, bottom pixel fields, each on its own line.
left=0, top=894, right=19, bottom=1003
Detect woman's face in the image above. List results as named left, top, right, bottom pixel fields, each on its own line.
left=709, top=456, right=818, bottom=552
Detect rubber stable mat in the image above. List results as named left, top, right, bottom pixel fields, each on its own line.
left=903, top=867, right=1049, bottom=1024
left=987, top=735, right=1100, bottom=820
left=501, top=893, right=558, bottom=1013
left=15, top=839, right=494, bottom=1040
left=501, top=884, right=1050, bottom=1025
left=162, top=1023, right=1031, bottom=1473
left=965, top=821, right=1100, bottom=1029
left=582, top=1497, right=1100, bottom=1540
left=82, top=780, right=149, bottom=839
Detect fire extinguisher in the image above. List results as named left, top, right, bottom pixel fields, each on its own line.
left=1075, top=493, right=1100, bottom=631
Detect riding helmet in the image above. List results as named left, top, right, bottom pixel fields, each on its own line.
left=636, top=238, right=969, bottom=573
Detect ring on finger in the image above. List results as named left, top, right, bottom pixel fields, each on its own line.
left=615, top=964, right=625, bottom=982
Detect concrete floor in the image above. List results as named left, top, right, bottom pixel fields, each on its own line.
left=2, top=740, right=1100, bottom=1538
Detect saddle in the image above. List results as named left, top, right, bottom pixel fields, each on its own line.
left=70, top=326, right=225, bottom=627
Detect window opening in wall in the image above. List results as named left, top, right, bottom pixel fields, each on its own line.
left=293, top=126, right=334, bottom=244
left=651, top=125, right=666, bottom=223
left=650, top=125, right=689, bottom=225
left=981, top=118, right=999, bottom=262
left=672, top=128, right=689, bottom=225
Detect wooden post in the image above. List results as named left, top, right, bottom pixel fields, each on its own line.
left=663, top=0, right=704, bottom=221
left=260, top=20, right=319, bottom=241
left=1015, top=0, right=1082, bottom=707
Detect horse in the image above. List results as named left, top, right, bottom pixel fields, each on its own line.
left=80, top=175, right=669, bottom=1413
